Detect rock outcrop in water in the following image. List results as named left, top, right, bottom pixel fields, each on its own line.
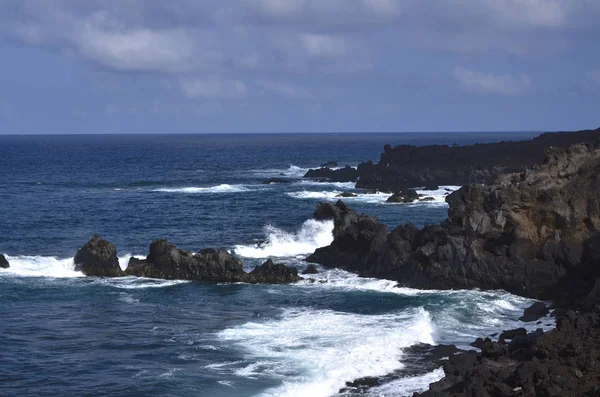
left=74, top=237, right=301, bottom=284
left=0, top=254, right=9, bottom=269
left=356, top=127, right=600, bottom=192
left=125, top=240, right=301, bottom=284
left=308, top=143, right=600, bottom=300
left=74, top=235, right=123, bottom=277
left=304, top=165, right=358, bottom=182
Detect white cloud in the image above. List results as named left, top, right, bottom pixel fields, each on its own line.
left=454, top=67, right=533, bottom=95
left=590, top=71, right=600, bottom=84
left=74, top=27, right=197, bottom=73
left=258, top=80, right=311, bottom=98
left=180, top=77, right=248, bottom=99
left=299, top=34, right=347, bottom=57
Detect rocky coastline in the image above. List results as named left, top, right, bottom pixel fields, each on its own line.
left=74, top=236, right=301, bottom=284
left=355, top=127, right=600, bottom=192
left=306, top=134, right=600, bottom=395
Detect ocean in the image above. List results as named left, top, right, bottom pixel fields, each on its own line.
left=0, top=132, right=550, bottom=397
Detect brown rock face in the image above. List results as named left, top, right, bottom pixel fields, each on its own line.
left=308, top=143, right=600, bottom=300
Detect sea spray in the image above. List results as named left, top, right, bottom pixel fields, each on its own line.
left=233, top=219, right=334, bottom=258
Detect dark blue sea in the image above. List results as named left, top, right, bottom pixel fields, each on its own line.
left=0, top=132, right=550, bottom=397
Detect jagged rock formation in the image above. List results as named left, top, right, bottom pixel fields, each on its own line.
left=308, top=143, right=600, bottom=300
left=74, top=237, right=301, bottom=284
left=303, top=165, right=358, bottom=182
left=415, top=306, right=600, bottom=397
left=126, top=240, right=300, bottom=284
left=386, top=189, right=419, bottom=203
left=0, top=254, right=9, bottom=269
left=74, top=235, right=123, bottom=277
left=356, top=127, right=600, bottom=192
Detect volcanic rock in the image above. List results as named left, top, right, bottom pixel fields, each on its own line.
left=125, top=240, right=246, bottom=282
left=0, top=254, right=9, bottom=269
left=356, top=127, right=600, bottom=192
left=74, top=235, right=123, bottom=277
left=246, top=259, right=301, bottom=284
left=336, top=192, right=358, bottom=198
left=423, top=184, right=439, bottom=191
left=519, top=302, right=550, bottom=322
left=308, top=143, right=600, bottom=300
left=303, top=166, right=358, bottom=182
left=123, top=240, right=301, bottom=284
left=386, top=189, right=419, bottom=203
left=302, top=264, right=319, bottom=274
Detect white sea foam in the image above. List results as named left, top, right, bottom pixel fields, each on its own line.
left=366, top=368, right=445, bottom=396
left=216, top=307, right=435, bottom=397
left=99, top=277, right=190, bottom=290
left=152, top=184, right=252, bottom=194
left=287, top=186, right=460, bottom=206
left=249, top=165, right=309, bottom=178
left=297, top=180, right=357, bottom=189
left=232, top=219, right=333, bottom=258
left=0, top=255, right=84, bottom=278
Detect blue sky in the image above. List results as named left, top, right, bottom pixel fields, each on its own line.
left=0, top=0, right=599, bottom=134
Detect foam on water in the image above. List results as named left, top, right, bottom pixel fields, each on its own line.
left=152, top=184, right=252, bottom=194
left=0, top=255, right=84, bottom=278
left=297, top=181, right=357, bottom=189
left=366, top=368, right=445, bottom=397
left=248, top=165, right=309, bottom=178
left=232, top=219, right=334, bottom=258
left=215, top=307, right=435, bottom=397
left=287, top=186, right=460, bottom=206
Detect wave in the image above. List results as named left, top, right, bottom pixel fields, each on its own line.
left=368, top=368, right=445, bottom=396
left=248, top=165, right=309, bottom=178
left=0, top=255, right=84, bottom=278
left=296, top=180, right=357, bottom=189
left=287, top=185, right=462, bottom=206
left=215, top=307, right=435, bottom=397
left=152, top=184, right=252, bottom=194
left=232, top=219, right=333, bottom=258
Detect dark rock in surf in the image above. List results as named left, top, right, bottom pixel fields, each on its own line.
left=304, top=166, right=358, bottom=182
left=423, top=184, right=439, bottom=191
left=386, top=189, right=419, bottom=203
left=302, top=264, right=319, bottom=274
left=519, top=302, right=549, bottom=322
left=335, top=192, right=358, bottom=198
left=419, top=197, right=435, bottom=202
left=74, top=235, right=123, bottom=277
left=0, top=254, right=9, bottom=269
left=124, top=240, right=301, bottom=284
left=125, top=240, right=246, bottom=282
left=262, top=178, right=292, bottom=184
left=246, top=259, right=301, bottom=284
left=307, top=143, right=600, bottom=301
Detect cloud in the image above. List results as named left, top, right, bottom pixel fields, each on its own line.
left=179, top=77, right=248, bottom=99
left=590, top=71, right=600, bottom=84
left=454, top=67, right=533, bottom=96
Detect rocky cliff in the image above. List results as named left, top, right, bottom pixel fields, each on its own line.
left=356, top=127, right=600, bottom=192
left=308, top=143, right=600, bottom=301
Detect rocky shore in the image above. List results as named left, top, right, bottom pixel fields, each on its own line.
left=307, top=138, right=600, bottom=395
left=356, top=127, right=600, bottom=192
left=74, top=236, right=301, bottom=284
left=0, top=254, right=9, bottom=269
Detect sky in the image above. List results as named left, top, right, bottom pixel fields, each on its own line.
left=0, top=0, right=599, bottom=134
